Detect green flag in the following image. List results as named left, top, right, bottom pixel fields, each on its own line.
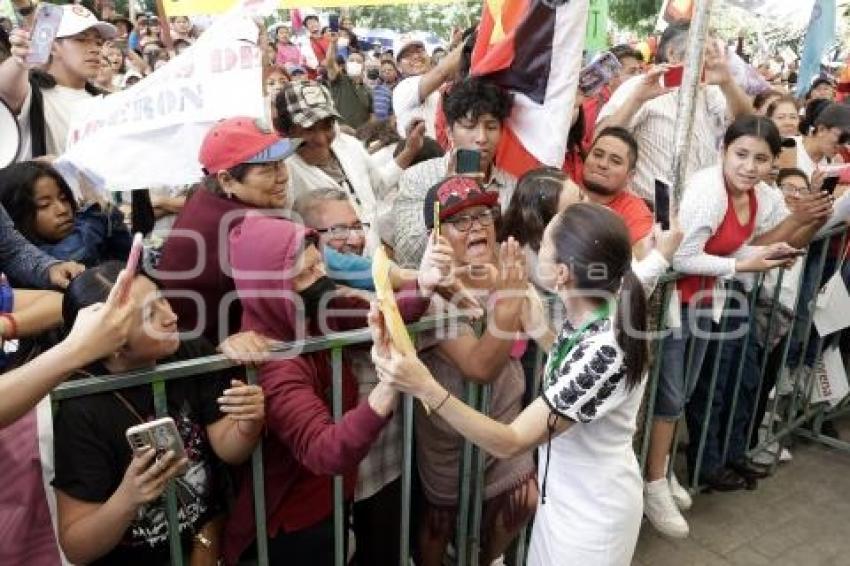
left=585, top=0, right=609, bottom=53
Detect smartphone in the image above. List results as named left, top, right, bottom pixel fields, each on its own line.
left=766, top=250, right=807, bottom=261
left=822, top=175, right=840, bottom=196
left=781, top=138, right=797, bottom=149
left=126, top=417, right=187, bottom=461
left=455, top=149, right=481, bottom=175
left=26, top=3, right=63, bottom=65
left=328, top=14, right=339, bottom=33
left=654, top=180, right=671, bottom=231
left=578, top=51, right=622, bottom=97
left=662, top=65, right=684, bottom=88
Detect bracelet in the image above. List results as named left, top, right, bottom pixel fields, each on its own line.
left=429, top=391, right=451, bottom=415
left=0, top=313, right=18, bottom=339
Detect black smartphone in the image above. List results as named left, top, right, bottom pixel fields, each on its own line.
left=822, top=175, right=840, bottom=196
left=781, top=138, right=797, bottom=149
left=766, top=250, right=807, bottom=261
left=654, top=179, right=671, bottom=231
left=455, top=149, right=481, bottom=175
left=329, top=14, right=340, bottom=33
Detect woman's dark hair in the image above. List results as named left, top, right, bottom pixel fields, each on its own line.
left=443, top=76, right=513, bottom=127
left=201, top=163, right=255, bottom=196
left=550, top=203, right=647, bottom=389
left=765, top=95, right=799, bottom=119
left=800, top=98, right=831, bottom=136
left=357, top=119, right=402, bottom=148
left=62, top=261, right=124, bottom=330
left=0, top=161, right=79, bottom=242
left=567, top=105, right=585, bottom=158
left=655, top=22, right=689, bottom=64
left=753, top=90, right=783, bottom=113
left=776, top=167, right=811, bottom=190
left=498, top=167, right=567, bottom=251
left=723, top=114, right=782, bottom=157
left=392, top=136, right=445, bottom=167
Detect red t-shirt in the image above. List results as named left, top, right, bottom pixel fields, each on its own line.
left=678, top=190, right=757, bottom=304
left=605, top=190, right=654, bottom=245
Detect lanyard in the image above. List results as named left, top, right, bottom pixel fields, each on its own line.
left=545, top=301, right=612, bottom=382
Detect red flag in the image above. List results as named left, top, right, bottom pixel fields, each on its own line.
left=471, top=0, right=589, bottom=178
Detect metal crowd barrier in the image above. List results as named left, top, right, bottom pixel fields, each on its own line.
left=49, top=225, right=850, bottom=565
left=637, top=223, right=850, bottom=495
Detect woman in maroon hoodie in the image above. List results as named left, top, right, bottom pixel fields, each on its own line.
left=223, top=214, right=437, bottom=565
left=156, top=117, right=301, bottom=358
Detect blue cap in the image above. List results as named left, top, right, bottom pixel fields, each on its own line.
left=244, top=137, right=302, bottom=164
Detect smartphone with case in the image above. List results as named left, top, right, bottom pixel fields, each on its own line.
left=126, top=417, right=186, bottom=461
left=654, top=179, right=671, bottom=231
left=822, top=175, right=840, bottom=196
left=26, top=3, right=63, bottom=66
left=455, top=149, right=481, bottom=175
left=578, top=51, right=622, bottom=97
left=662, top=65, right=684, bottom=88
left=328, top=14, right=340, bottom=33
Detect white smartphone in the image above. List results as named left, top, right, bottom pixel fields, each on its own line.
left=26, top=3, right=63, bottom=66
left=126, top=417, right=187, bottom=461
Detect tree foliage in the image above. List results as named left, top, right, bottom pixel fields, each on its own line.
left=609, top=0, right=663, bottom=34
left=351, top=1, right=482, bottom=40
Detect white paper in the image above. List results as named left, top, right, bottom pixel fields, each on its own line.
left=813, top=273, right=850, bottom=336
left=666, top=289, right=682, bottom=329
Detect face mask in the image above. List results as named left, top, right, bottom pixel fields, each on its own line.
left=299, top=276, right=338, bottom=322
left=366, top=68, right=380, bottom=80
left=337, top=37, right=350, bottom=48
left=345, top=61, right=363, bottom=78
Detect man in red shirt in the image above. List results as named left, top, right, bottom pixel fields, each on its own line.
left=582, top=126, right=654, bottom=259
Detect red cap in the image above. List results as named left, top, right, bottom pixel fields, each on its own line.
left=198, top=117, right=301, bottom=175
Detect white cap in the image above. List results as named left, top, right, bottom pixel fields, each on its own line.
left=56, top=5, right=117, bottom=40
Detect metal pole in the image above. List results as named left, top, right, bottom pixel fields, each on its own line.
left=669, top=0, right=714, bottom=207
left=331, top=347, right=345, bottom=566
left=246, top=367, right=269, bottom=566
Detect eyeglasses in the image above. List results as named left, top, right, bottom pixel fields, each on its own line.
left=779, top=183, right=809, bottom=194
left=315, top=222, right=370, bottom=239
left=443, top=208, right=496, bottom=232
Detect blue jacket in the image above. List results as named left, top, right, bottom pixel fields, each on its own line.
left=39, top=204, right=132, bottom=268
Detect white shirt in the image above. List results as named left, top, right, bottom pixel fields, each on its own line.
left=597, top=75, right=728, bottom=201
left=392, top=75, right=439, bottom=138
left=792, top=136, right=830, bottom=179
left=286, top=131, right=403, bottom=249
left=672, top=165, right=789, bottom=278
left=40, top=85, right=94, bottom=156
left=16, top=88, right=33, bottom=161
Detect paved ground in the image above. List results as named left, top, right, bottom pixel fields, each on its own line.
left=633, top=416, right=850, bottom=566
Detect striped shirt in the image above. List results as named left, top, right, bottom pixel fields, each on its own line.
left=597, top=75, right=729, bottom=201
left=372, top=84, right=394, bottom=120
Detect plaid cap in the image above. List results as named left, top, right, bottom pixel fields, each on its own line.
left=423, top=176, right=499, bottom=230
left=280, top=81, right=340, bottom=129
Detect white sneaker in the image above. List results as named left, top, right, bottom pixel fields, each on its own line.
left=668, top=472, right=692, bottom=511
left=644, top=478, right=689, bottom=538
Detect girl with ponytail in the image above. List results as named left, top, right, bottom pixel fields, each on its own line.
left=372, top=203, right=654, bottom=565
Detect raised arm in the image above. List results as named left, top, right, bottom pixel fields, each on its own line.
left=0, top=28, right=33, bottom=114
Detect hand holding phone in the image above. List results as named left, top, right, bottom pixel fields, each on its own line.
left=765, top=250, right=806, bottom=261
left=455, top=149, right=481, bottom=176
left=654, top=180, right=671, bottom=231
left=26, top=3, right=63, bottom=65
left=126, top=417, right=187, bottom=461
left=662, top=65, right=684, bottom=88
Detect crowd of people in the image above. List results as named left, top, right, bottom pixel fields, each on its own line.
left=0, top=2, right=849, bottom=565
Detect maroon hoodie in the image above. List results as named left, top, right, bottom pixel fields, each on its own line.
left=223, top=215, right=429, bottom=563
left=158, top=188, right=256, bottom=344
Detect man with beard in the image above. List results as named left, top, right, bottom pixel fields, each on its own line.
left=582, top=127, right=654, bottom=259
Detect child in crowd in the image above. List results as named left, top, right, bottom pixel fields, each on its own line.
left=0, top=161, right=132, bottom=267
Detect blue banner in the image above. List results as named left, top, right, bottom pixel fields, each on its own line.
left=795, top=0, right=836, bottom=98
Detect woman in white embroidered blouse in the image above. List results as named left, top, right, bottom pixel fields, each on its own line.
left=373, top=203, right=671, bottom=565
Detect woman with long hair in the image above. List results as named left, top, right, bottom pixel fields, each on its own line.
left=374, top=203, right=651, bottom=565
